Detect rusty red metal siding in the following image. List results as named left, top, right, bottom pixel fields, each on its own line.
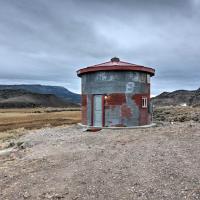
left=121, top=104, right=132, bottom=118
left=81, top=95, right=87, bottom=125
left=132, top=93, right=150, bottom=107
left=105, top=93, right=126, bottom=106
left=132, top=93, right=151, bottom=125
left=104, top=93, right=152, bottom=126
left=139, top=109, right=148, bottom=126
left=82, top=92, right=152, bottom=127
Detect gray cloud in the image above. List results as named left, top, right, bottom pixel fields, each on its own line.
left=0, top=0, right=200, bottom=94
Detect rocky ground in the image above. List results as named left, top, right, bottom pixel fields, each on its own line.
left=1, top=122, right=200, bottom=200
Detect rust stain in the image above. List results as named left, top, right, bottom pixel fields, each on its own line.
left=132, top=93, right=150, bottom=108
left=121, top=104, right=132, bottom=118
left=132, top=93, right=151, bottom=125
left=112, top=124, right=126, bottom=127
left=140, top=109, right=149, bottom=125
left=105, top=93, right=126, bottom=106
left=81, top=95, right=87, bottom=125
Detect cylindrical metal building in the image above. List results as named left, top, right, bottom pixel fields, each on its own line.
left=77, top=57, right=155, bottom=127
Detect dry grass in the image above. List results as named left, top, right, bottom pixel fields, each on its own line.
left=0, top=108, right=81, bottom=144
left=153, top=106, right=200, bottom=122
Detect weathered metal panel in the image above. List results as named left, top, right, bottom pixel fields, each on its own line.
left=132, top=93, right=151, bottom=125
left=104, top=93, right=140, bottom=126
left=86, top=95, right=92, bottom=126
left=82, top=71, right=149, bottom=95
left=105, top=105, right=121, bottom=127
left=125, top=94, right=140, bottom=126
left=93, top=95, right=103, bottom=127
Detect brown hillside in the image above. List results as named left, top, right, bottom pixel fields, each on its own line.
left=0, top=89, right=78, bottom=108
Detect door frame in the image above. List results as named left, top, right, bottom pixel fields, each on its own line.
left=91, top=94, right=105, bottom=127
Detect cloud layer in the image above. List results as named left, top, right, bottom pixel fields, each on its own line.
left=0, top=0, right=200, bottom=94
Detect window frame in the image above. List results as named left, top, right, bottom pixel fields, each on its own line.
left=142, top=97, right=148, bottom=108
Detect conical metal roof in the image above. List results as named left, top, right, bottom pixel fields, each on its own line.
left=77, top=57, right=155, bottom=77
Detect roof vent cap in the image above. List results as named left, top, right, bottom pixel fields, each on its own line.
left=111, top=57, right=120, bottom=62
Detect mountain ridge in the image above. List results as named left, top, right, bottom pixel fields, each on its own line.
left=0, top=84, right=81, bottom=104
left=0, top=89, right=78, bottom=108
left=152, top=88, right=200, bottom=107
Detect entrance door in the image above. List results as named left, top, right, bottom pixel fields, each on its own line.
left=93, top=95, right=103, bottom=127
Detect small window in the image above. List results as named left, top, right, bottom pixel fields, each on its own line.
left=142, top=97, right=148, bottom=108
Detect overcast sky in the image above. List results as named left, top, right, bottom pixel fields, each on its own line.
left=0, top=0, right=200, bottom=95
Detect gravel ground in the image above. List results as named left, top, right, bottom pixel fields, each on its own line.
left=0, top=122, right=200, bottom=200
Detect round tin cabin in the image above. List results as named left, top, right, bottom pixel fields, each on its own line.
left=77, top=57, right=155, bottom=127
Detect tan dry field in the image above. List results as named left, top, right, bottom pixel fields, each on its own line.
left=0, top=106, right=200, bottom=146
left=0, top=108, right=81, bottom=144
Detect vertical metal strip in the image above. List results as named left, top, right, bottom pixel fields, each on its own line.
left=102, top=95, right=105, bottom=127
left=91, top=95, right=94, bottom=126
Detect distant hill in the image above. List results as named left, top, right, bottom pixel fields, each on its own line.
left=152, top=88, right=200, bottom=107
left=0, top=85, right=81, bottom=104
left=0, top=89, right=78, bottom=108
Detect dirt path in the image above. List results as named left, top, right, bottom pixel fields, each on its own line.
left=1, top=122, right=200, bottom=200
